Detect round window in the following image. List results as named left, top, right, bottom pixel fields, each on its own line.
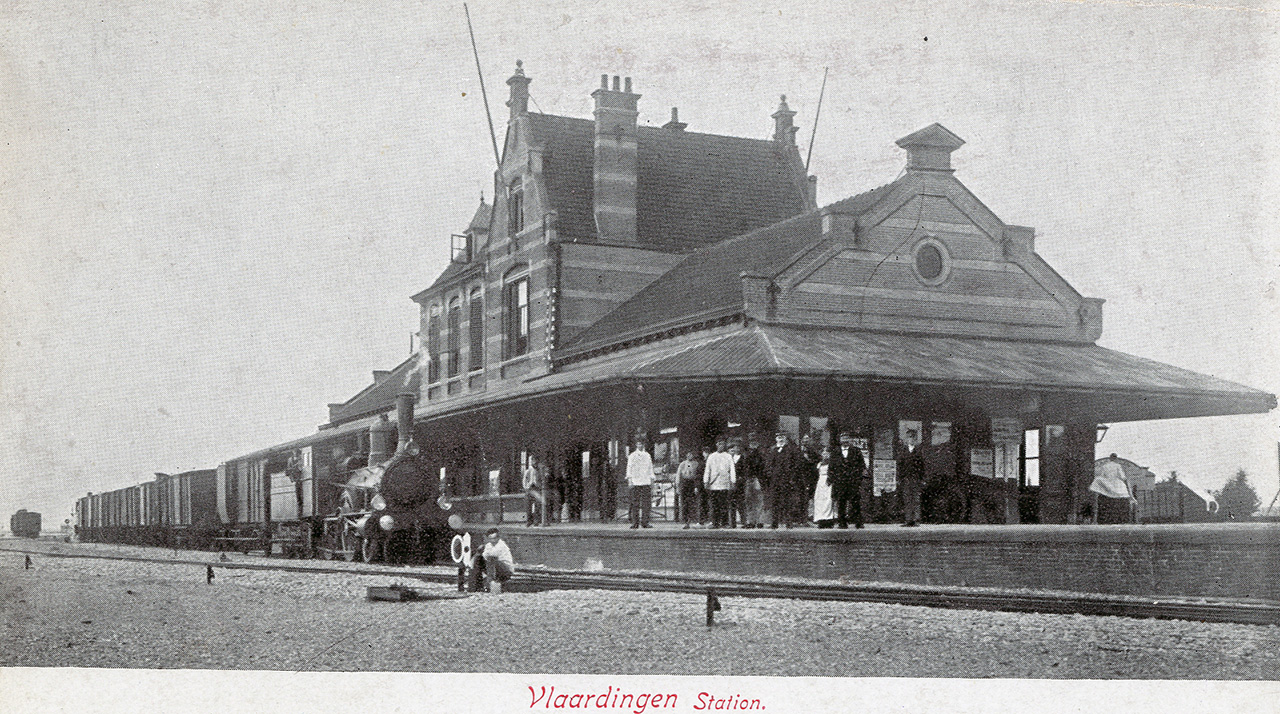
left=916, top=245, right=943, bottom=280
left=912, top=239, right=950, bottom=286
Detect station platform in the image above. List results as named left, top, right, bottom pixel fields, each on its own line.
left=470, top=520, right=1280, bottom=601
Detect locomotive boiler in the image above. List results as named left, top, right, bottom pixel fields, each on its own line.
left=321, top=392, right=457, bottom=563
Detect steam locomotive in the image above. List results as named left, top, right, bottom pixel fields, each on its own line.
left=75, top=393, right=459, bottom=563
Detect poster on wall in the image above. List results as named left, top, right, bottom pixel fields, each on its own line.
left=930, top=421, right=952, bottom=445
left=872, top=459, right=897, bottom=495
left=991, top=417, right=1022, bottom=444
left=897, top=420, right=923, bottom=447
left=873, top=427, right=894, bottom=458
left=970, top=448, right=995, bottom=478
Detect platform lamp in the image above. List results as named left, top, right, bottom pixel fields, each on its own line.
left=1095, top=425, right=1110, bottom=443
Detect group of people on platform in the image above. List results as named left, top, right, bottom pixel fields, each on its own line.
left=520, top=427, right=961, bottom=529
left=661, top=430, right=905, bottom=530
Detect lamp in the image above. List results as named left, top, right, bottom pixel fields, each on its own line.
left=1095, top=424, right=1110, bottom=443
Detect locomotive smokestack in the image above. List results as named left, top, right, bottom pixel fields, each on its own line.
left=368, top=414, right=395, bottom=466
left=396, top=392, right=416, bottom=453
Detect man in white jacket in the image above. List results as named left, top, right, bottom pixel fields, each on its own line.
left=626, top=439, right=655, bottom=529
left=703, top=438, right=737, bottom=529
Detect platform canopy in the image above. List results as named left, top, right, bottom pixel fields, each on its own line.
left=416, top=323, right=1275, bottom=426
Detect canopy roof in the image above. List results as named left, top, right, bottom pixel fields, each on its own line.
left=418, top=324, right=1275, bottom=425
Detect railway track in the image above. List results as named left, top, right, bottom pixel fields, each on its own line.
left=5, top=544, right=1278, bottom=627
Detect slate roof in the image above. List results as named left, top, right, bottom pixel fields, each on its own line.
left=562, top=180, right=903, bottom=353
left=326, top=355, right=420, bottom=426
left=526, top=113, right=812, bottom=249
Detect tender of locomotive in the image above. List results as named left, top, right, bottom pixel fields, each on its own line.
left=10, top=509, right=42, bottom=538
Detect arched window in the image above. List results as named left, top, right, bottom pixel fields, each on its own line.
left=468, top=287, right=484, bottom=372
left=508, top=177, right=524, bottom=237
left=427, top=303, right=442, bottom=383
left=503, top=268, right=530, bottom=359
left=447, top=296, right=462, bottom=378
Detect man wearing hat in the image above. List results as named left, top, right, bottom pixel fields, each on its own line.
left=763, top=431, right=806, bottom=528
left=830, top=431, right=866, bottom=529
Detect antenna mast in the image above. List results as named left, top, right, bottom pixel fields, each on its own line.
left=464, top=4, right=502, bottom=169
left=804, top=67, right=829, bottom=172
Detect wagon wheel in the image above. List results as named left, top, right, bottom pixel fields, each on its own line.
left=339, top=522, right=362, bottom=562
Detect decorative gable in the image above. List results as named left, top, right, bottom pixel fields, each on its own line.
left=771, top=130, right=1103, bottom=343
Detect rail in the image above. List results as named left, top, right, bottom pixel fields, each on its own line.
left=4, top=543, right=1277, bottom=626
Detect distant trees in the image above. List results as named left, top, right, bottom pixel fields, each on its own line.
left=1214, top=469, right=1260, bottom=520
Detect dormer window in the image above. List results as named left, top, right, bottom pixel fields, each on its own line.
left=508, top=177, right=524, bottom=237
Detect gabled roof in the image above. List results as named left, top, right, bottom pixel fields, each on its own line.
left=562, top=179, right=903, bottom=353
left=896, top=122, right=965, bottom=150
left=415, top=260, right=480, bottom=300
left=525, top=113, right=812, bottom=249
left=466, top=199, right=492, bottom=234
left=414, top=199, right=490, bottom=299
left=326, top=355, right=420, bottom=426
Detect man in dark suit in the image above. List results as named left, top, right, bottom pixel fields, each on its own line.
left=830, top=431, right=866, bottom=529
left=764, top=432, right=807, bottom=528
left=898, top=428, right=925, bottom=527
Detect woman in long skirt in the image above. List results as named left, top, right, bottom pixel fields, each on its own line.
left=813, top=447, right=837, bottom=528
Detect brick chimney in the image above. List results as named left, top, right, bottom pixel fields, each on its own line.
left=895, top=123, right=965, bottom=172
left=663, top=107, right=687, bottom=134
left=506, top=60, right=531, bottom=119
left=772, top=95, right=797, bottom=145
left=592, top=74, right=640, bottom=246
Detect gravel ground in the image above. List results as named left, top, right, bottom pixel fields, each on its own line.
left=2, top=550, right=1277, bottom=678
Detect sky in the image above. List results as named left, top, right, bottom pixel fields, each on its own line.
left=2, top=0, right=1278, bottom=525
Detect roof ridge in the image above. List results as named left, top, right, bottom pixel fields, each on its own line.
left=627, top=329, right=747, bottom=373
left=754, top=324, right=781, bottom=369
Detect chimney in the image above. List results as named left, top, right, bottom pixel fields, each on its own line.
left=368, top=413, right=395, bottom=466
left=663, top=107, right=687, bottom=134
left=506, top=60, right=531, bottom=119
left=592, top=74, right=640, bottom=246
left=895, top=123, right=965, bottom=172
left=772, top=95, right=797, bottom=145
left=395, top=392, right=416, bottom=453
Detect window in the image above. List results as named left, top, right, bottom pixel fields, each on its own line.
left=447, top=297, right=462, bottom=378
left=427, top=303, right=441, bottom=383
left=468, top=287, right=483, bottom=372
left=508, top=177, right=524, bottom=237
left=503, top=272, right=529, bottom=359
left=912, top=237, right=951, bottom=286
left=1020, top=429, right=1039, bottom=488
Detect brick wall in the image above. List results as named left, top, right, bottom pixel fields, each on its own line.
left=494, top=523, right=1280, bottom=600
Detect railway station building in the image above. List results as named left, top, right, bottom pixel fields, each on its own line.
left=322, top=62, right=1274, bottom=528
